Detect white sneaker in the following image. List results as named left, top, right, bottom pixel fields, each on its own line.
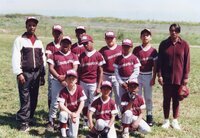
left=82, top=120, right=89, bottom=129
left=122, top=132, right=129, bottom=138
left=171, top=119, right=181, bottom=130
left=161, top=119, right=170, bottom=129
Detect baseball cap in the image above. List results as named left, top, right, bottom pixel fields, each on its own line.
left=127, top=79, right=139, bottom=87
left=66, top=69, right=78, bottom=78
left=52, top=24, right=63, bottom=33
left=61, top=36, right=72, bottom=44
left=75, top=26, right=86, bottom=32
left=122, top=39, right=133, bottom=47
left=141, top=28, right=151, bottom=35
left=101, top=81, right=112, bottom=89
left=105, top=31, right=115, bottom=38
left=26, top=16, right=38, bottom=24
left=80, top=34, right=93, bottom=44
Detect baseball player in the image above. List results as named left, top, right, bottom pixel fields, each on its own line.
left=132, top=29, right=158, bottom=126
left=58, top=69, right=87, bottom=138
left=87, top=81, right=118, bottom=138
left=46, top=24, right=63, bottom=109
left=113, top=39, right=141, bottom=111
left=78, top=34, right=106, bottom=128
left=71, top=26, right=86, bottom=57
left=47, top=36, right=79, bottom=131
left=99, top=31, right=122, bottom=117
left=121, top=80, right=151, bottom=138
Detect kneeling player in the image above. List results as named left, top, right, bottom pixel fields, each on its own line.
left=121, top=80, right=151, bottom=138
left=87, top=81, right=118, bottom=138
left=58, top=70, right=87, bottom=138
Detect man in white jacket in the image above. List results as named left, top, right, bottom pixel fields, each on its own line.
left=12, top=16, right=46, bottom=132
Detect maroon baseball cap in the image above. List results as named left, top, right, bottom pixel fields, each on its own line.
left=26, top=16, right=38, bottom=24
left=122, top=39, right=133, bottom=47
left=101, top=81, right=112, bottom=89
left=52, top=24, right=63, bottom=33
left=80, top=34, right=93, bottom=44
left=61, top=36, right=72, bottom=44
left=66, top=69, right=78, bottom=78
left=75, top=26, right=86, bottom=32
left=127, top=79, right=139, bottom=86
left=141, top=28, right=151, bottom=35
left=105, top=31, right=115, bottom=38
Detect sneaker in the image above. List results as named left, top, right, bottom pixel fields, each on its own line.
left=19, top=122, right=30, bottom=132
left=122, top=132, right=129, bottom=138
left=171, top=119, right=181, bottom=130
left=46, top=122, right=54, bottom=132
left=161, top=119, right=170, bottom=129
left=146, top=115, right=154, bottom=127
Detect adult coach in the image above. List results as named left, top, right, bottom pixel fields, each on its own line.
left=12, top=16, right=46, bottom=132
left=157, top=23, right=190, bottom=130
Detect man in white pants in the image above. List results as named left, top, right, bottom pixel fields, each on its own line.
left=121, top=80, right=151, bottom=138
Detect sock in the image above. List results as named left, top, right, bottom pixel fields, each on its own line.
left=61, top=128, right=66, bottom=137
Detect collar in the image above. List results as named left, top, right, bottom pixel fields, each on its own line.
left=59, top=50, right=71, bottom=56
left=122, top=53, right=132, bottom=58
left=107, top=44, right=117, bottom=50
left=141, top=44, right=151, bottom=51
left=22, top=32, right=38, bottom=40
left=85, top=49, right=96, bottom=57
left=53, top=41, right=61, bottom=49
left=100, top=97, right=110, bottom=104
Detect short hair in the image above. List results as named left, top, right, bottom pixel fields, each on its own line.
left=169, top=23, right=181, bottom=33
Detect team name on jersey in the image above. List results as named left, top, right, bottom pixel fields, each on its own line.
left=96, top=109, right=112, bottom=115
left=140, top=57, right=153, bottom=61
left=81, top=61, right=98, bottom=67
left=56, top=60, right=74, bottom=66
left=118, top=62, right=134, bottom=68
left=107, top=52, right=121, bottom=60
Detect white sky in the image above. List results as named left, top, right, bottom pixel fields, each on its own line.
left=0, top=0, right=199, bottom=22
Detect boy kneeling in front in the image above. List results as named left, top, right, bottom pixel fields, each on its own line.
left=87, top=81, right=118, bottom=138
left=58, top=70, right=87, bottom=138
left=121, top=79, right=151, bottom=138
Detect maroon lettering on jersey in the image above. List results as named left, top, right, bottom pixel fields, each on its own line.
left=99, top=45, right=122, bottom=73
left=48, top=51, right=79, bottom=75
left=71, top=42, right=86, bottom=57
left=59, top=85, right=87, bottom=112
left=114, top=54, right=140, bottom=77
left=121, top=93, right=145, bottom=116
left=89, top=97, right=118, bottom=120
left=133, top=45, right=158, bottom=73
left=79, top=51, right=105, bottom=83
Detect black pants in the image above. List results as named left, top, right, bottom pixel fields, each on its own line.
left=16, top=71, right=40, bottom=123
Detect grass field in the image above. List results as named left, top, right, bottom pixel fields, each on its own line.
left=0, top=14, right=200, bottom=138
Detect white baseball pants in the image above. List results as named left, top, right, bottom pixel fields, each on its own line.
left=59, top=111, right=80, bottom=138
left=49, top=79, right=64, bottom=119
left=95, top=119, right=117, bottom=138
left=122, top=110, right=151, bottom=134
left=138, top=74, right=153, bottom=115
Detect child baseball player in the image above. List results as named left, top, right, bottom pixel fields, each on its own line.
left=114, top=39, right=141, bottom=111
left=46, top=24, right=63, bottom=109
left=71, top=26, right=86, bottom=57
left=132, top=29, right=158, bottom=126
left=121, top=80, right=151, bottom=138
left=78, top=34, right=105, bottom=128
left=47, top=36, right=80, bottom=131
left=99, top=31, right=122, bottom=118
left=87, top=81, right=118, bottom=138
left=58, top=69, right=87, bottom=138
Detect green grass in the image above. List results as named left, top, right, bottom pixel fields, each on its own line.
left=0, top=14, right=200, bottom=138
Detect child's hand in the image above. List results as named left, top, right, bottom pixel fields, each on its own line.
left=122, top=83, right=128, bottom=90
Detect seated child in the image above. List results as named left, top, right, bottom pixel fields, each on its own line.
left=121, top=79, right=151, bottom=138
left=87, top=81, right=118, bottom=138
left=58, top=69, right=87, bottom=138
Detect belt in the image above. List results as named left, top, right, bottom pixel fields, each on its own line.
left=139, top=72, right=152, bottom=75
left=103, top=72, right=115, bottom=76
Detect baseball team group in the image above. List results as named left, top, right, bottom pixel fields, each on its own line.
left=11, top=16, right=190, bottom=138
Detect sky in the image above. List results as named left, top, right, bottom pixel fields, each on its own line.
left=0, top=0, right=199, bottom=22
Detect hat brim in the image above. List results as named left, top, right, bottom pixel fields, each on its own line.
left=101, top=85, right=112, bottom=89
left=26, top=19, right=38, bottom=24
